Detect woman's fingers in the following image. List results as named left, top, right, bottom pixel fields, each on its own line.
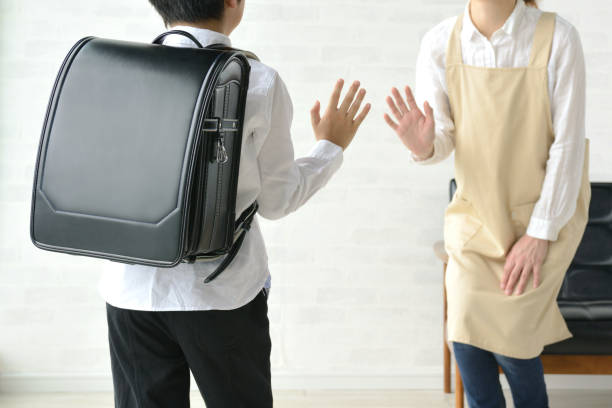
left=354, top=103, right=371, bottom=127
left=533, top=263, right=541, bottom=288
left=505, top=264, right=523, bottom=295
left=391, top=87, right=410, bottom=115
left=386, top=96, right=404, bottom=122
left=516, top=264, right=532, bottom=295
left=310, top=100, right=321, bottom=129
left=507, top=261, right=541, bottom=295
left=328, top=79, right=344, bottom=110
left=405, top=86, right=420, bottom=111
left=339, top=81, right=361, bottom=113
left=501, top=256, right=514, bottom=290
left=383, top=113, right=398, bottom=131
left=424, top=101, right=434, bottom=123
left=348, top=89, right=366, bottom=119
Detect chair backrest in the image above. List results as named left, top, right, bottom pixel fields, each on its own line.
left=448, top=180, right=612, bottom=303
left=559, top=183, right=612, bottom=303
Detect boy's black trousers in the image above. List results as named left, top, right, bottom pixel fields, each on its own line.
left=106, top=290, right=272, bottom=408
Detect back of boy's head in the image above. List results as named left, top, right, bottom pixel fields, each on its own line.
left=149, top=0, right=225, bottom=27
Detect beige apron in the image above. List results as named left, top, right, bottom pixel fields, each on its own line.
left=444, top=12, right=591, bottom=359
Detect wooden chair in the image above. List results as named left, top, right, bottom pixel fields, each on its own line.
left=434, top=240, right=465, bottom=407
left=435, top=181, right=612, bottom=408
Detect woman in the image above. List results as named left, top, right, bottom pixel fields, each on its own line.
left=384, top=0, right=590, bottom=407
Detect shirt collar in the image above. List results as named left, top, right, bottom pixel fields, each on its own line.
left=162, top=25, right=232, bottom=48
left=462, top=0, right=525, bottom=42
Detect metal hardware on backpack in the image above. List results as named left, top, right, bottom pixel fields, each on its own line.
left=31, top=30, right=260, bottom=283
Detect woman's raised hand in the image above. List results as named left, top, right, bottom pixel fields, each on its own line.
left=384, top=86, right=435, bottom=160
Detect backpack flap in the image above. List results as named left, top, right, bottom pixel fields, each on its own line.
left=30, top=36, right=251, bottom=267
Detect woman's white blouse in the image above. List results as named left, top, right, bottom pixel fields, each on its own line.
left=414, top=0, right=586, bottom=242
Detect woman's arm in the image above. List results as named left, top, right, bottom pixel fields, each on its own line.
left=526, top=24, right=587, bottom=241
left=502, top=23, right=587, bottom=296
left=384, top=27, right=456, bottom=164
left=413, top=29, right=456, bottom=164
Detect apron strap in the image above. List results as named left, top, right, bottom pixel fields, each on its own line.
left=528, top=12, right=557, bottom=68
left=446, top=14, right=465, bottom=67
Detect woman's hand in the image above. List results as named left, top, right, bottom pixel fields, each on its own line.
left=384, top=86, right=435, bottom=160
left=311, top=79, right=371, bottom=151
left=501, top=235, right=550, bottom=296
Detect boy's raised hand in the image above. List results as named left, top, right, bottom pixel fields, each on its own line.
left=384, top=86, right=435, bottom=160
left=311, top=79, right=371, bottom=150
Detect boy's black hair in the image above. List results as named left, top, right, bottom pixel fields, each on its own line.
left=149, top=0, right=226, bottom=26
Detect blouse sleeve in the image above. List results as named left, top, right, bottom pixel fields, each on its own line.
left=526, top=24, right=587, bottom=241
left=412, top=25, right=456, bottom=165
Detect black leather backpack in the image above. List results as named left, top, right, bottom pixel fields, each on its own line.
left=31, top=31, right=257, bottom=283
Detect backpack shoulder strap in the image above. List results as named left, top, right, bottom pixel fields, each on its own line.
left=185, top=202, right=259, bottom=284
left=207, top=43, right=260, bottom=62
left=152, top=30, right=204, bottom=48
left=152, top=32, right=260, bottom=61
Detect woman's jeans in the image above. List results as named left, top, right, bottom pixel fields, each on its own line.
left=453, top=342, right=549, bottom=408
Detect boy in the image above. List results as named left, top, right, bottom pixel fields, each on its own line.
left=99, top=0, right=371, bottom=407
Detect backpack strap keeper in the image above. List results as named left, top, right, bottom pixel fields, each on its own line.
left=202, top=118, right=240, bottom=133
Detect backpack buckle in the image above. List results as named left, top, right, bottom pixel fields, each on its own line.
left=202, top=118, right=240, bottom=133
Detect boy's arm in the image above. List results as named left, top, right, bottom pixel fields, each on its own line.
left=256, top=75, right=369, bottom=220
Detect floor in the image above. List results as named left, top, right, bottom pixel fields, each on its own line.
left=1, top=390, right=612, bottom=408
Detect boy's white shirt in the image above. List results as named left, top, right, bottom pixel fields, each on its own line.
left=99, top=26, right=343, bottom=311
left=414, top=1, right=587, bottom=242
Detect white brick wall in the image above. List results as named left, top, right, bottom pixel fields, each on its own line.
left=1, top=0, right=611, bottom=390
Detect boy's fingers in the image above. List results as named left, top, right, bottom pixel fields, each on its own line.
left=354, top=103, right=371, bottom=127
left=383, top=113, right=398, bottom=130
left=339, top=81, right=361, bottom=112
left=386, top=96, right=403, bottom=121
left=329, top=79, right=344, bottom=110
left=348, top=89, right=366, bottom=118
left=310, top=101, right=321, bottom=128
left=391, top=87, right=410, bottom=115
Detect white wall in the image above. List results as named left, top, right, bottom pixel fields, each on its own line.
left=1, top=0, right=611, bottom=391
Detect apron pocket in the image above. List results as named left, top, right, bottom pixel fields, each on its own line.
left=444, top=199, right=482, bottom=251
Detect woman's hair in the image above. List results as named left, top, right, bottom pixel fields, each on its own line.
left=524, top=0, right=538, bottom=7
